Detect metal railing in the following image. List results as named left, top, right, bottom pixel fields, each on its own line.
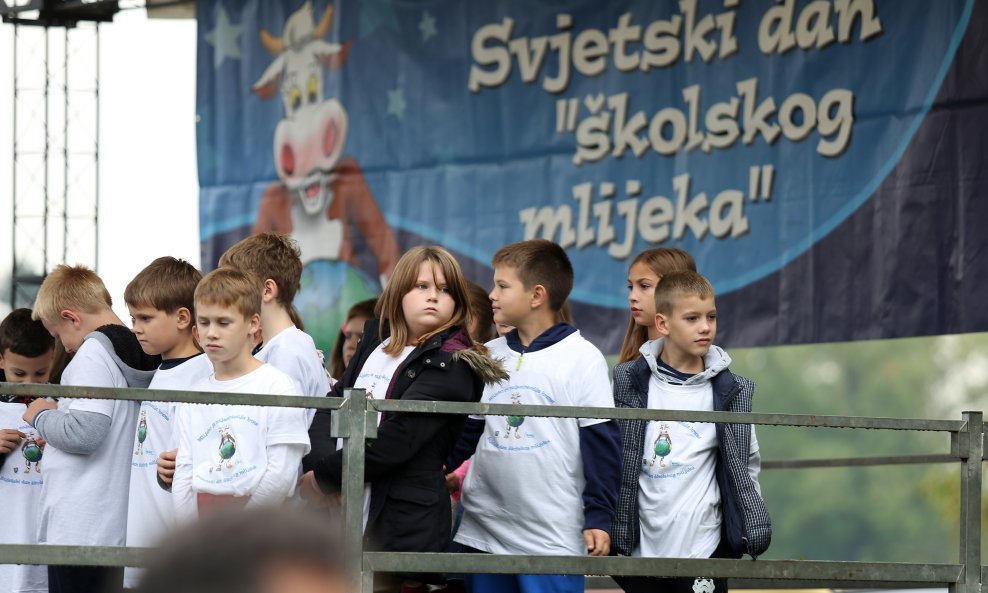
left=0, top=382, right=983, bottom=593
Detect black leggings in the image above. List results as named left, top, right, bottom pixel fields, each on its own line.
left=48, top=565, right=123, bottom=593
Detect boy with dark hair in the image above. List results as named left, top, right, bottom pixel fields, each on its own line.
left=219, top=232, right=330, bottom=397
left=123, top=257, right=212, bottom=589
left=24, top=264, right=160, bottom=593
left=0, top=308, right=54, bottom=593
left=612, top=271, right=770, bottom=593
left=171, top=267, right=310, bottom=520
left=450, top=239, right=621, bottom=593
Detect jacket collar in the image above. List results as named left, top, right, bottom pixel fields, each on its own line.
left=505, top=322, right=577, bottom=354
left=629, top=342, right=740, bottom=411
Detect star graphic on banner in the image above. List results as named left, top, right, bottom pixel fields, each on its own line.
left=419, top=11, right=437, bottom=42
left=387, top=87, right=406, bottom=120
left=360, top=0, right=400, bottom=38
left=205, top=5, right=242, bottom=69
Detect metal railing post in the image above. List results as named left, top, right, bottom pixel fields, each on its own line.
left=952, top=411, right=983, bottom=593
left=332, top=388, right=376, bottom=592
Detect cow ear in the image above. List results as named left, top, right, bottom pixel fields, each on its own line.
left=252, top=54, right=286, bottom=100
left=317, top=39, right=350, bottom=70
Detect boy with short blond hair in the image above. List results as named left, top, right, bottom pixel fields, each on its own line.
left=611, top=271, right=770, bottom=593
left=24, top=264, right=159, bottom=593
left=123, top=256, right=212, bottom=589
left=450, top=239, right=621, bottom=593
left=171, top=267, right=310, bottom=521
left=0, top=308, right=54, bottom=593
left=219, top=232, right=330, bottom=398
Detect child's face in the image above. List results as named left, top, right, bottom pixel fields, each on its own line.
left=401, top=262, right=455, bottom=343
left=0, top=348, right=54, bottom=384
left=655, top=294, right=717, bottom=360
left=628, top=261, right=661, bottom=330
left=193, top=301, right=260, bottom=366
left=42, top=311, right=87, bottom=354
left=341, top=315, right=370, bottom=367
left=128, top=304, right=189, bottom=359
left=489, top=266, right=532, bottom=328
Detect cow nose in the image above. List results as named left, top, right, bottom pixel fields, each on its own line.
left=281, top=144, right=295, bottom=176
left=322, top=121, right=337, bottom=156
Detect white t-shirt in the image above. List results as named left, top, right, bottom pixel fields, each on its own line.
left=38, top=338, right=138, bottom=546
left=123, top=353, right=213, bottom=589
left=340, top=340, right=414, bottom=530
left=455, top=331, right=613, bottom=556
left=0, top=402, right=47, bottom=593
left=172, top=364, right=311, bottom=520
left=634, top=377, right=721, bottom=559
left=256, top=326, right=331, bottom=398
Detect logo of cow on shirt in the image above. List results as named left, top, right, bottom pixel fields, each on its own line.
left=134, top=410, right=149, bottom=456
left=213, top=425, right=238, bottom=472
left=19, top=433, right=42, bottom=474
left=488, top=386, right=552, bottom=451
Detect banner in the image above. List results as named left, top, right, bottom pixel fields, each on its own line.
left=196, top=0, right=988, bottom=353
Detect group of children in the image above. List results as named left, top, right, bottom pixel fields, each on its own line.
left=0, top=233, right=770, bottom=593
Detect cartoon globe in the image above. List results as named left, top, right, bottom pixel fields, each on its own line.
left=137, top=424, right=148, bottom=444
left=294, top=259, right=380, bottom=355
left=506, top=415, right=524, bottom=428
left=219, top=438, right=236, bottom=460
left=654, top=436, right=671, bottom=457
left=23, top=442, right=42, bottom=463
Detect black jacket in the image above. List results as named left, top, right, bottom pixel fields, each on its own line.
left=303, top=319, right=507, bottom=553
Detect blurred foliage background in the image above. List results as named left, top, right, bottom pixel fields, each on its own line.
left=726, top=332, right=988, bottom=563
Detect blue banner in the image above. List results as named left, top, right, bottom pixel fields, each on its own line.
left=197, top=0, right=988, bottom=353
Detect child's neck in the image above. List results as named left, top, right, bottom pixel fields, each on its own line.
left=161, top=338, right=201, bottom=362
left=213, top=349, right=262, bottom=381
left=514, top=310, right=559, bottom=349
left=659, top=344, right=705, bottom=375
left=83, top=309, right=125, bottom=333
left=260, top=304, right=294, bottom=345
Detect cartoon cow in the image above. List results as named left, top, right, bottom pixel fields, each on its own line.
left=251, top=1, right=399, bottom=286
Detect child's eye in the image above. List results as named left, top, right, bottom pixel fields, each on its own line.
left=440, top=286, right=450, bottom=293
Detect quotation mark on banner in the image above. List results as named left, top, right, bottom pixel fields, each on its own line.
left=748, top=165, right=774, bottom=202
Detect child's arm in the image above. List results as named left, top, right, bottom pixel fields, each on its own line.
left=247, top=443, right=308, bottom=507
left=29, top=405, right=111, bottom=454
left=580, top=421, right=622, bottom=555
left=171, top=410, right=197, bottom=523
left=577, top=355, right=623, bottom=556
left=445, top=417, right=485, bottom=471
left=312, top=359, right=475, bottom=492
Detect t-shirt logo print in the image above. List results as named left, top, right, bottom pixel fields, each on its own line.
left=213, top=426, right=238, bottom=472
left=134, top=410, right=149, bottom=456
left=647, top=422, right=673, bottom=469
left=19, top=434, right=42, bottom=474
left=503, top=392, right=525, bottom=439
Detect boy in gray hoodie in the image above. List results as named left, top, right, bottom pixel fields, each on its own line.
left=611, top=271, right=770, bottom=593
left=24, top=264, right=159, bottom=593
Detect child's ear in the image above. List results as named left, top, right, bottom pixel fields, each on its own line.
left=654, top=313, right=670, bottom=337
left=60, top=309, right=81, bottom=328
left=175, top=307, right=192, bottom=330
left=530, top=284, right=548, bottom=309
left=262, top=279, right=279, bottom=304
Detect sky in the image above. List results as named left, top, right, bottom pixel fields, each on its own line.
left=0, top=8, right=201, bottom=324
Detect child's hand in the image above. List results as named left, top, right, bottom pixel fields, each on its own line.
left=445, top=471, right=462, bottom=494
left=298, top=471, right=339, bottom=507
left=0, top=429, right=24, bottom=454
left=157, top=448, right=178, bottom=485
left=583, top=528, right=611, bottom=556
left=22, top=398, right=56, bottom=427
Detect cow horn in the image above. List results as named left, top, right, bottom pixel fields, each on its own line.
left=260, top=29, right=284, bottom=55
left=313, top=4, right=334, bottom=39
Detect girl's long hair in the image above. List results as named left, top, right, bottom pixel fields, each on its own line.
left=617, top=248, right=696, bottom=364
left=376, top=246, right=472, bottom=355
